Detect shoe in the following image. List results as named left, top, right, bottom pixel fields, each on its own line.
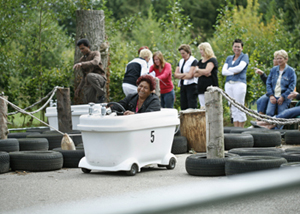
left=250, top=121, right=268, bottom=129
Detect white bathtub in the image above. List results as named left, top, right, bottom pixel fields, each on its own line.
left=77, top=108, right=180, bottom=175
left=45, top=104, right=102, bottom=130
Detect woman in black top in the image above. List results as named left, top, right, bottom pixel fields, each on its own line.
left=194, top=42, right=219, bottom=109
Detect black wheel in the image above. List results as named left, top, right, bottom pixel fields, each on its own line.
left=285, top=147, right=300, bottom=153
left=81, top=168, right=91, bottom=173
left=53, top=148, right=85, bottom=168
left=10, top=151, right=63, bottom=172
left=280, top=162, right=300, bottom=168
left=27, top=133, right=63, bottom=150
left=107, top=102, right=126, bottom=115
left=224, top=133, right=254, bottom=150
left=225, top=156, right=287, bottom=175
left=0, top=152, right=10, bottom=174
left=185, top=153, right=238, bottom=176
left=285, top=131, right=300, bottom=145
left=0, top=138, right=19, bottom=152
left=281, top=152, right=300, bottom=162
left=171, top=136, right=188, bottom=154
left=76, top=143, right=84, bottom=150
left=8, top=132, right=40, bottom=139
left=166, top=157, right=176, bottom=169
left=18, top=138, right=49, bottom=151
left=242, top=130, right=281, bottom=147
left=126, top=163, right=138, bottom=176
left=228, top=148, right=284, bottom=157
left=229, top=128, right=250, bottom=133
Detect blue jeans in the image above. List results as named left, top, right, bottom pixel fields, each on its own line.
left=277, top=106, right=300, bottom=118
left=161, top=89, right=175, bottom=108
left=257, top=94, right=269, bottom=113
left=266, top=97, right=291, bottom=116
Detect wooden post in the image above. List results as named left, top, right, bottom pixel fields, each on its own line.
left=205, top=88, right=224, bottom=158
left=74, top=10, right=107, bottom=104
left=0, top=95, right=8, bottom=139
left=180, top=109, right=206, bottom=152
left=56, top=88, right=72, bottom=133
left=155, top=78, right=160, bottom=98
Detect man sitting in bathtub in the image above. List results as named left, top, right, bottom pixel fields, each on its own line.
left=115, top=75, right=161, bottom=115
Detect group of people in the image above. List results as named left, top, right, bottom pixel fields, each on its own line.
left=73, top=38, right=299, bottom=129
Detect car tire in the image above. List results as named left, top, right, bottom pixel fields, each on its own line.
left=242, top=130, right=281, bottom=147
left=228, top=148, right=284, bottom=157
left=230, top=128, right=250, bottom=134
left=224, top=133, right=254, bottom=150
left=0, top=152, right=10, bottom=174
left=8, top=132, right=40, bottom=139
left=26, top=134, right=63, bottom=150
left=280, top=162, right=300, bottom=168
left=185, top=153, right=239, bottom=176
left=53, top=148, right=85, bottom=168
left=285, top=131, right=300, bottom=145
left=0, top=139, right=19, bottom=152
left=10, top=151, right=63, bottom=172
left=171, top=136, right=187, bottom=154
left=285, top=147, right=300, bottom=153
left=225, top=156, right=287, bottom=175
left=17, top=138, right=49, bottom=151
left=281, top=152, right=300, bottom=162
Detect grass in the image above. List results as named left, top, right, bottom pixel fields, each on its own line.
left=8, top=111, right=48, bottom=129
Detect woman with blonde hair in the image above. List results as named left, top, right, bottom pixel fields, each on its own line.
left=149, top=51, right=174, bottom=108
left=194, top=42, right=218, bottom=108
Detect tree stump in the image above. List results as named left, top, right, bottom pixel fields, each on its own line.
left=0, top=95, right=8, bottom=139
left=57, top=88, right=72, bottom=133
left=179, top=109, right=206, bottom=152
left=205, top=89, right=224, bottom=158
left=74, top=10, right=108, bottom=104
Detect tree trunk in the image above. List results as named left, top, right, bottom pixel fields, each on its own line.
left=205, top=89, right=224, bottom=158
left=57, top=88, right=72, bottom=133
left=74, top=10, right=108, bottom=104
left=0, top=96, right=8, bottom=139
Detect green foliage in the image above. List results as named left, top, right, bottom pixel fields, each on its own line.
left=210, top=0, right=293, bottom=104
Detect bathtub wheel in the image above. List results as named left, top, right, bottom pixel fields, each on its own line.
left=81, top=168, right=91, bottom=173
left=166, top=157, right=176, bottom=170
left=126, top=163, right=138, bottom=176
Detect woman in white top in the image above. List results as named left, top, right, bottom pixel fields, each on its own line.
left=174, top=44, right=198, bottom=110
left=222, top=39, right=249, bottom=128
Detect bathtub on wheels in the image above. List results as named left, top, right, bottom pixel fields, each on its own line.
left=78, top=108, right=179, bottom=175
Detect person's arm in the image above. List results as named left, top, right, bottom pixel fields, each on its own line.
left=80, top=51, right=101, bottom=69
left=260, top=73, right=268, bottom=85
left=174, top=66, right=185, bottom=79
left=182, top=60, right=198, bottom=79
left=287, top=91, right=300, bottom=100
left=156, top=63, right=172, bottom=82
left=194, top=62, right=214, bottom=77
left=222, top=63, right=234, bottom=76
left=281, top=71, right=296, bottom=100
left=227, top=61, right=247, bottom=74
left=143, top=95, right=161, bottom=112
left=266, top=70, right=274, bottom=97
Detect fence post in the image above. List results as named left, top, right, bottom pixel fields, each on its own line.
left=205, top=87, right=224, bottom=158
left=0, top=94, right=8, bottom=139
left=155, top=78, right=160, bottom=98
left=56, top=88, right=73, bottom=133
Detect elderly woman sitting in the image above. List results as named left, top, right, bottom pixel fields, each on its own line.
left=115, top=75, right=160, bottom=115
left=265, top=50, right=296, bottom=116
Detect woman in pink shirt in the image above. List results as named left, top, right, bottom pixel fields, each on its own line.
left=149, top=51, right=175, bottom=108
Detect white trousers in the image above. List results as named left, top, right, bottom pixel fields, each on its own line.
left=198, top=94, right=205, bottom=108
left=122, top=83, right=137, bottom=96
left=225, top=82, right=247, bottom=122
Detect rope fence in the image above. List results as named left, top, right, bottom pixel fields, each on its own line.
left=207, top=86, right=300, bottom=125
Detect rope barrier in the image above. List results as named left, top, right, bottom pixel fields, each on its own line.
left=8, top=86, right=63, bottom=115
left=207, top=86, right=300, bottom=125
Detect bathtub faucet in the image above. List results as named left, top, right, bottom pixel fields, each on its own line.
left=89, top=102, right=95, bottom=115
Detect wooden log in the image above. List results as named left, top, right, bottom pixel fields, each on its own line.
left=56, top=88, right=72, bottom=133
left=74, top=10, right=107, bottom=104
left=205, top=89, right=224, bottom=158
left=0, top=95, right=8, bottom=139
left=180, top=109, right=206, bottom=152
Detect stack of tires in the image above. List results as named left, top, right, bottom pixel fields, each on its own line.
left=0, top=128, right=85, bottom=174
